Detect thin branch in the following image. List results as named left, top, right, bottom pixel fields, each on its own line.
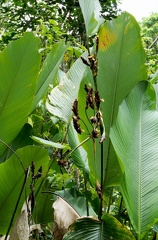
left=148, top=36, right=158, bottom=49
left=0, top=139, right=25, bottom=172
left=80, top=115, right=91, bottom=135
left=84, top=172, right=89, bottom=216
left=65, top=136, right=92, bottom=159
left=98, top=143, right=104, bottom=220
left=4, top=167, right=30, bottom=240
left=61, top=120, right=71, bottom=144
left=118, top=195, right=123, bottom=217
left=107, top=187, right=113, bottom=213
left=94, top=75, right=98, bottom=92
left=35, top=158, right=55, bottom=198
left=86, top=35, right=90, bottom=56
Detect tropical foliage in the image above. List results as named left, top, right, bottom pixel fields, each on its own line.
left=140, top=13, right=158, bottom=76
left=0, top=0, right=157, bottom=240
left=0, top=0, right=119, bottom=51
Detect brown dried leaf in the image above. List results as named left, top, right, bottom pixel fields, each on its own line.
left=53, top=196, right=80, bottom=240
left=9, top=201, right=29, bottom=240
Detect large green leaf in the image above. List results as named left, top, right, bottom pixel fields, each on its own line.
left=0, top=146, right=49, bottom=234
left=68, top=121, right=89, bottom=173
left=0, top=33, right=41, bottom=156
left=33, top=192, right=54, bottom=224
left=46, top=52, right=88, bottom=123
left=64, top=214, right=135, bottom=240
left=31, top=40, right=68, bottom=111
left=98, top=12, right=147, bottom=186
left=77, top=12, right=147, bottom=187
left=79, top=0, right=104, bottom=36
left=46, top=12, right=147, bottom=188
left=110, top=81, right=158, bottom=238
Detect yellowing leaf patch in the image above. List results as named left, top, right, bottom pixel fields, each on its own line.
left=99, top=26, right=116, bottom=51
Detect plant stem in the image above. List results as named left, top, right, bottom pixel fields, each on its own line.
left=94, top=75, right=98, bottom=92
left=0, top=139, right=25, bottom=172
left=107, top=187, right=113, bottom=213
left=98, top=142, right=104, bottom=220
left=86, top=35, right=90, bottom=56
left=102, top=140, right=110, bottom=194
left=4, top=167, right=30, bottom=240
left=65, top=136, right=92, bottom=159
left=35, top=158, right=55, bottom=197
left=80, top=114, right=91, bottom=135
left=98, top=198, right=103, bottom=221
left=118, top=195, right=123, bottom=217
left=101, top=142, right=104, bottom=192
left=84, top=172, right=89, bottom=216
left=61, top=120, right=70, bottom=145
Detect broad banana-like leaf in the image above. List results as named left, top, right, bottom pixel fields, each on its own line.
left=68, top=121, right=89, bottom=173
left=0, top=146, right=49, bottom=234
left=46, top=74, right=77, bottom=122
left=77, top=12, right=147, bottom=187
left=0, top=33, right=40, bottom=156
left=110, top=81, right=158, bottom=238
left=46, top=52, right=88, bottom=123
left=64, top=214, right=135, bottom=240
left=79, top=0, right=104, bottom=36
left=31, top=40, right=68, bottom=111
left=33, top=192, right=54, bottom=224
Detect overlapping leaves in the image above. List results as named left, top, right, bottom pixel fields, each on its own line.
left=0, top=146, right=49, bottom=234
left=110, top=82, right=158, bottom=238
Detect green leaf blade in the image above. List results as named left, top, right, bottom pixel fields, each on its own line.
left=68, top=121, right=89, bottom=173
left=0, top=33, right=41, bottom=156
left=98, top=12, right=147, bottom=186
left=79, top=0, right=104, bottom=36
left=64, top=214, right=135, bottom=240
left=31, top=40, right=68, bottom=111
left=0, top=145, right=49, bottom=234
left=110, top=82, right=158, bottom=237
left=46, top=52, right=88, bottom=123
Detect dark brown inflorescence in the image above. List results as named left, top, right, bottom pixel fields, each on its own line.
left=72, top=116, right=83, bottom=134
